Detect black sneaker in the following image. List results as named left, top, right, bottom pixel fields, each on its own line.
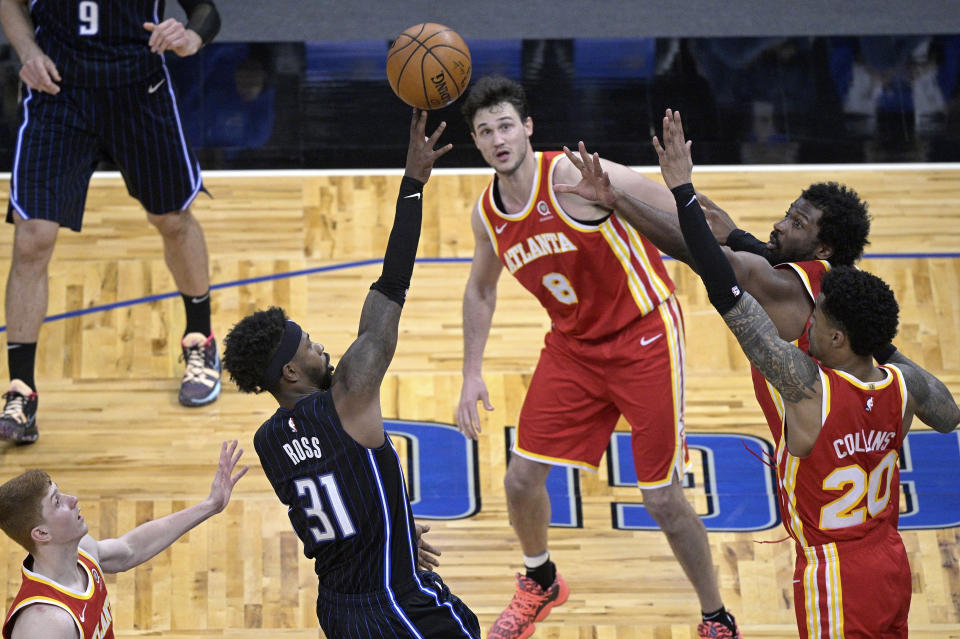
left=178, top=332, right=222, bottom=407
left=0, top=380, right=39, bottom=444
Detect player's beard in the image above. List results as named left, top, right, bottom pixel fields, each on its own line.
left=767, top=230, right=818, bottom=264
left=309, top=353, right=334, bottom=392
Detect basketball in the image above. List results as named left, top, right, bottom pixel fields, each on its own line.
left=386, top=23, right=472, bottom=110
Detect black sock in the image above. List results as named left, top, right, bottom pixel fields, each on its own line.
left=702, top=606, right=737, bottom=632
left=7, top=342, right=37, bottom=392
left=181, top=290, right=212, bottom=337
left=525, top=559, right=556, bottom=591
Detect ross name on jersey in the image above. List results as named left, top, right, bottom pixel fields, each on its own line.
left=833, top=429, right=897, bottom=459
left=504, top=232, right=577, bottom=274
left=283, top=436, right=323, bottom=465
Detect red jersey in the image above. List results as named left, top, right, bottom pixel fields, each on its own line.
left=2, top=549, right=114, bottom=639
left=776, top=364, right=908, bottom=548
left=751, top=260, right=831, bottom=440
left=476, top=151, right=675, bottom=341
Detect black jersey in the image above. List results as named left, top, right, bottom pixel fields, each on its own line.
left=254, top=391, right=422, bottom=595
left=30, top=0, right=172, bottom=87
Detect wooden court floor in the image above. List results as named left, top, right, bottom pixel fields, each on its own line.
left=0, top=167, right=958, bottom=638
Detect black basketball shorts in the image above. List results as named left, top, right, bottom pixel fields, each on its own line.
left=315, top=571, right=481, bottom=639
left=7, top=71, right=203, bottom=231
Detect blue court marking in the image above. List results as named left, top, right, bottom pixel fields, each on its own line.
left=1, top=252, right=956, bottom=333
left=0, top=257, right=469, bottom=333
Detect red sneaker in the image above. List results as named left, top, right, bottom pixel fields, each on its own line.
left=488, top=573, right=569, bottom=639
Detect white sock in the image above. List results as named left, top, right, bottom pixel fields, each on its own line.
left=523, top=551, right=549, bottom=569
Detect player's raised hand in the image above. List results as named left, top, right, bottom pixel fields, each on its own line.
left=554, top=141, right=618, bottom=209
left=404, top=108, right=452, bottom=184
left=143, top=18, right=202, bottom=57
left=652, top=108, right=693, bottom=190
left=205, top=440, right=249, bottom=514
left=19, top=53, right=61, bottom=94
left=457, top=375, right=492, bottom=440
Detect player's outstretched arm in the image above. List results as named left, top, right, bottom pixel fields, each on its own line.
left=890, top=352, right=960, bottom=434
left=553, top=139, right=800, bottom=324
left=655, top=108, right=823, bottom=453
left=0, top=0, right=60, bottom=94
left=554, top=141, right=694, bottom=264
left=83, top=441, right=247, bottom=574
left=333, top=110, right=450, bottom=443
left=719, top=293, right=820, bottom=404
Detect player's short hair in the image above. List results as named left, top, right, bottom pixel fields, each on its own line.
left=223, top=306, right=288, bottom=394
left=820, top=266, right=898, bottom=356
left=0, top=469, right=51, bottom=554
left=802, top=182, right=871, bottom=266
left=460, top=74, right=529, bottom=132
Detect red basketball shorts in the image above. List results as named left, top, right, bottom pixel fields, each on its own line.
left=514, top=296, right=688, bottom=488
left=793, top=528, right=910, bottom=638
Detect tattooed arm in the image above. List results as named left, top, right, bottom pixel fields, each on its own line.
left=653, top=108, right=824, bottom=456
left=721, top=293, right=824, bottom=455
left=722, top=294, right=819, bottom=402
left=888, top=351, right=960, bottom=434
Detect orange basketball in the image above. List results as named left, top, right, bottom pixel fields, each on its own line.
left=386, top=23, right=472, bottom=110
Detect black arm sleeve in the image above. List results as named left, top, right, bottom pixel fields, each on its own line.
left=726, top=228, right=778, bottom=264
left=369, top=176, right=424, bottom=307
left=672, top=183, right=743, bottom=315
left=177, top=0, right=220, bottom=45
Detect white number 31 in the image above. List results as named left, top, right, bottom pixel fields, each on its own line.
left=78, top=1, right=99, bottom=36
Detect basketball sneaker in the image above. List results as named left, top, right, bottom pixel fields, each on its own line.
left=488, top=573, right=569, bottom=639
left=0, top=379, right=38, bottom=444
left=697, top=612, right=743, bottom=639
left=178, top=333, right=221, bottom=407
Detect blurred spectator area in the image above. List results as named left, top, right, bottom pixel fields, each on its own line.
left=0, top=34, right=958, bottom=169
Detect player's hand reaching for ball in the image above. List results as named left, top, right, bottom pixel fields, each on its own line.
left=404, top=108, right=452, bottom=184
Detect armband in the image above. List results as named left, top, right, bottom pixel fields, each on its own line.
left=672, top=183, right=743, bottom=315
left=179, top=0, right=220, bottom=46
left=370, top=177, right=425, bottom=307
left=726, top=229, right=778, bottom=265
